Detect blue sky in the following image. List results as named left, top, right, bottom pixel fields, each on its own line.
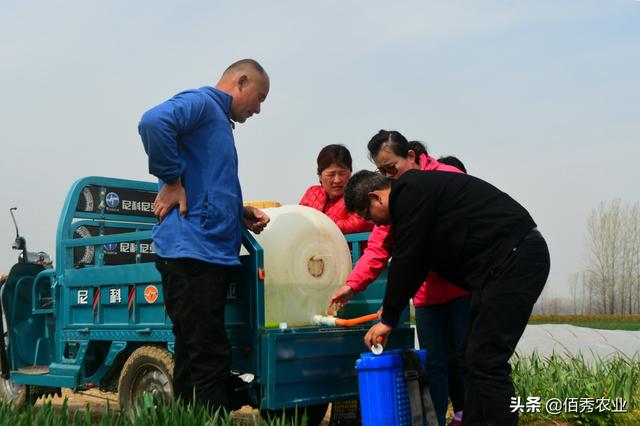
left=1, top=1, right=639, bottom=298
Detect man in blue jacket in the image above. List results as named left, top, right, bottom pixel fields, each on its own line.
left=138, top=59, right=270, bottom=413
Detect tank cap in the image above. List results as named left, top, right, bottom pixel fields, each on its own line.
left=307, top=256, right=325, bottom=277
left=371, top=344, right=384, bottom=355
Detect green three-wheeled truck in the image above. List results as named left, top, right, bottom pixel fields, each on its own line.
left=0, top=176, right=413, bottom=424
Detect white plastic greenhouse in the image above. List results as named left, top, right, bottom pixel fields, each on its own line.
left=515, top=324, right=640, bottom=362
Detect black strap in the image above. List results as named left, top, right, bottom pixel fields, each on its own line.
left=401, top=350, right=438, bottom=426
left=419, top=377, right=438, bottom=426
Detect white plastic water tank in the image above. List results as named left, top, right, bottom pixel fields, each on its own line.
left=252, top=205, right=352, bottom=327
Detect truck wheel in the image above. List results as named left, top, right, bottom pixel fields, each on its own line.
left=261, top=403, right=329, bottom=426
left=0, top=378, right=28, bottom=406
left=118, top=346, right=174, bottom=413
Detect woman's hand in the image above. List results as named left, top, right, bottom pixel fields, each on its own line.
left=329, top=285, right=355, bottom=311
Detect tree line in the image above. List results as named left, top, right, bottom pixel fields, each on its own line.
left=534, top=199, right=640, bottom=315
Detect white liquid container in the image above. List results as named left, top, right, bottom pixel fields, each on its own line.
left=252, top=205, right=352, bottom=327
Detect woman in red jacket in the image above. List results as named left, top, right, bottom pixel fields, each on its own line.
left=300, top=144, right=374, bottom=234
left=330, top=131, right=470, bottom=426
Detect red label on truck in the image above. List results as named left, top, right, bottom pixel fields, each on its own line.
left=144, top=285, right=158, bottom=304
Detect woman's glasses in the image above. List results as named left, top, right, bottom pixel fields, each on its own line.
left=377, top=161, right=398, bottom=177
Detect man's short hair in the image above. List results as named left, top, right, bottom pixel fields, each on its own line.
left=344, top=170, right=390, bottom=213
left=224, top=59, right=266, bottom=76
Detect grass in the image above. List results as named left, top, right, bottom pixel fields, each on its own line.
left=3, top=352, right=640, bottom=425
left=0, top=393, right=313, bottom=426
left=512, top=352, right=640, bottom=425
left=528, top=314, right=640, bottom=331
left=569, top=322, right=640, bottom=331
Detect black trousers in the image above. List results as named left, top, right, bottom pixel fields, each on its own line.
left=462, top=229, right=550, bottom=426
left=448, top=341, right=465, bottom=413
left=156, top=256, right=232, bottom=413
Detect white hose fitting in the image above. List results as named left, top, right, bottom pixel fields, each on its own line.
left=312, top=314, right=337, bottom=326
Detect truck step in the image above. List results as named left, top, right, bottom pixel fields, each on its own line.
left=16, top=366, right=49, bottom=375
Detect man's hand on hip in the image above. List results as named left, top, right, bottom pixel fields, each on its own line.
left=154, top=178, right=187, bottom=222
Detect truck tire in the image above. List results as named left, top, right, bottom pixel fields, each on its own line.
left=0, top=378, right=28, bottom=406
left=261, top=403, right=329, bottom=426
left=118, top=345, right=174, bottom=413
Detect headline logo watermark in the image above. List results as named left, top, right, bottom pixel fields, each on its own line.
left=510, top=396, right=627, bottom=414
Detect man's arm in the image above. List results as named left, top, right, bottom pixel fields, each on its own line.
left=138, top=91, right=207, bottom=220
left=380, top=182, right=435, bottom=327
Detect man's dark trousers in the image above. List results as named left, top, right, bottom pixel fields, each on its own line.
left=462, top=230, right=550, bottom=426
left=156, top=257, right=231, bottom=413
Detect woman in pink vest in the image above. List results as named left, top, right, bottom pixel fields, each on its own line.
left=300, top=144, right=374, bottom=234
left=330, top=130, right=470, bottom=426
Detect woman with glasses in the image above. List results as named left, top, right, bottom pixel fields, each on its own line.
left=299, top=144, right=374, bottom=234
left=330, top=130, right=470, bottom=426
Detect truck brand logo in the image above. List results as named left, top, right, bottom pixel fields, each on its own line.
left=109, top=288, right=122, bottom=304
left=77, top=289, right=89, bottom=305
left=103, top=242, right=118, bottom=251
left=120, top=242, right=155, bottom=254
left=105, top=192, right=120, bottom=208
left=122, top=200, right=154, bottom=213
left=144, top=285, right=158, bottom=303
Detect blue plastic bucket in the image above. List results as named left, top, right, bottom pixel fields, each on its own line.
left=356, top=349, right=427, bottom=426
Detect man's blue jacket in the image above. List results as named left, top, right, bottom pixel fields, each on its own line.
left=139, top=86, right=243, bottom=266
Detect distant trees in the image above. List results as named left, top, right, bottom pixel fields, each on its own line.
left=585, top=199, right=640, bottom=314
left=534, top=199, right=640, bottom=315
